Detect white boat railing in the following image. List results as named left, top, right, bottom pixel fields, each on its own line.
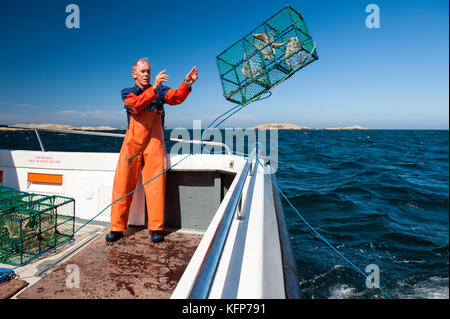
left=188, top=150, right=257, bottom=298
left=0, top=124, right=232, bottom=154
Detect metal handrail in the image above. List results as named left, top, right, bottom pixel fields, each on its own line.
left=1, top=125, right=232, bottom=154
left=188, top=150, right=257, bottom=299
left=0, top=124, right=126, bottom=138
left=34, top=129, right=46, bottom=152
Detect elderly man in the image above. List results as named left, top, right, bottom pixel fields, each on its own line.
left=106, top=58, right=198, bottom=243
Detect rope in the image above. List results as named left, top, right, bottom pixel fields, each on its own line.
left=200, top=91, right=272, bottom=155
left=197, top=84, right=391, bottom=298
left=198, top=91, right=391, bottom=298
left=0, top=268, right=15, bottom=284
left=254, top=157, right=391, bottom=299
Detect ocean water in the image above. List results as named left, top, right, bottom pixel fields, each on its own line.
left=276, top=130, right=448, bottom=299
left=0, top=129, right=448, bottom=299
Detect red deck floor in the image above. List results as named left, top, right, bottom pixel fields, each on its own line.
left=17, top=228, right=202, bottom=299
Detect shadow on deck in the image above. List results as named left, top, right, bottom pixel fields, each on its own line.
left=17, top=227, right=202, bottom=299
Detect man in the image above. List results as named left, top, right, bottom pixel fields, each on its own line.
left=106, top=58, right=198, bottom=243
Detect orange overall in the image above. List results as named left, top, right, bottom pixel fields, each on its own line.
left=110, top=82, right=191, bottom=232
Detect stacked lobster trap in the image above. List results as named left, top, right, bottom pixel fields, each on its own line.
left=216, top=6, right=318, bottom=105
left=0, top=186, right=75, bottom=266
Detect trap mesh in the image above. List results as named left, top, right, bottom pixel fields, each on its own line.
left=0, top=187, right=75, bottom=266
left=0, top=186, right=27, bottom=201
left=217, top=6, right=318, bottom=105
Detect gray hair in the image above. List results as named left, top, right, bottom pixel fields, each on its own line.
left=132, top=58, right=151, bottom=72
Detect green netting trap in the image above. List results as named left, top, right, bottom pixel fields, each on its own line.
left=0, top=187, right=75, bottom=266
left=0, top=186, right=27, bottom=201
left=217, top=6, right=318, bottom=105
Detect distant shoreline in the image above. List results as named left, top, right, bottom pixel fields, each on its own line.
left=252, top=123, right=314, bottom=130
left=250, top=123, right=370, bottom=130
left=322, top=125, right=370, bottom=130
left=1, top=123, right=446, bottom=131
left=0, top=124, right=118, bottom=131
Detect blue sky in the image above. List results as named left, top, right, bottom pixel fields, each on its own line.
left=0, top=0, right=448, bottom=129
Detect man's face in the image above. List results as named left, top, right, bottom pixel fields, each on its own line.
left=132, top=61, right=151, bottom=88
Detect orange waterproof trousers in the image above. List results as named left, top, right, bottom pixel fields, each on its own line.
left=110, top=110, right=167, bottom=232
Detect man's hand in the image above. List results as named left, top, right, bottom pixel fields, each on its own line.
left=184, top=66, right=198, bottom=88
left=152, top=70, right=169, bottom=91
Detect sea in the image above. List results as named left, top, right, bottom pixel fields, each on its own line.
left=0, top=128, right=448, bottom=299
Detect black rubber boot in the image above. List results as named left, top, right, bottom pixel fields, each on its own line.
left=105, top=231, right=123, bottom=242
left=149, top=230, right=164, bottom=243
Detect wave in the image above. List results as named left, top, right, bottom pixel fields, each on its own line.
left=327, top=160, right=367, bottom=170
left=394, top=277, right=449, bottom=299
left=380, top=232, right=440, bottom=249
left=299, top=265, right=388, bottom=299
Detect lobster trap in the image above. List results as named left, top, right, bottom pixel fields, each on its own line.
left=0, top=186, right=27, bottom=201
left=0, top=187, right=75, bottom=266
left=217, top=6, right=318, bottom=105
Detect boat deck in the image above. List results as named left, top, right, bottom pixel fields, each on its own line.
left=15, top=228, right=203, bottom=299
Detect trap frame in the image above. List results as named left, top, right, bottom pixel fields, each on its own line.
left=0, top=187, right=75, bottom=266
left=217, top=6, right=318, bottom=105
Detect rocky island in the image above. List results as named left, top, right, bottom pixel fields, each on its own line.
left=323, top=125, right=369, bottom=130
left=250, top=123, right=370, bottom=130
left=251, top=123, right=313, bottom=130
